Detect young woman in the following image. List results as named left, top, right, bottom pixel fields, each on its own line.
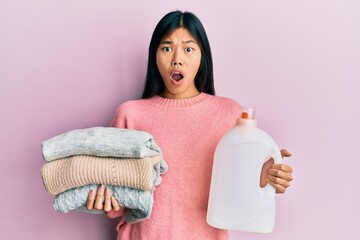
left=86, top=11, right=293, bottom=240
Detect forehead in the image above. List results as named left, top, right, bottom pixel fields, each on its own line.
left=161, top=28, right=197, bottom=42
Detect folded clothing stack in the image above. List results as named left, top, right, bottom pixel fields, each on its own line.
left=40, top=127, right=168, bottom=223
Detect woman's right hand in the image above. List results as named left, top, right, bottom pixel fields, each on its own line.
left=86, top=185, right=122, bottom=212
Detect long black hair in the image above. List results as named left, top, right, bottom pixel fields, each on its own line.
left=141, top=11, right=215, bottom=99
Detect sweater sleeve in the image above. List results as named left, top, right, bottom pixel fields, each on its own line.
left=109, top=104, right=128, bottom=128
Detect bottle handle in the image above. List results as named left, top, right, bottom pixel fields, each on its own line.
left=260, top=147, right=283, bottom=200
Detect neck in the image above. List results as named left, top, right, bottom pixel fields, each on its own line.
left=162, top=89, right=200, bottom=99
left=150, top=92, right=211, bottom=109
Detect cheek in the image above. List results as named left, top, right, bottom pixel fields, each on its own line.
left=197, top=55, right=202, bottom=68
left=192, top=54, right=202, bottom=73
left=156, top=52, right=169, bottom=68
left=156, top=55, right=165, bottom=75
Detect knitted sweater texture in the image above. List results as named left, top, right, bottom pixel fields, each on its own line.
left=54, top=180, right=156, bottom=223
left=41, top=155, right=160, bottom=195
left=41, top=127, right=165, bottom=166
left=109, top=93, right=241, bottom=240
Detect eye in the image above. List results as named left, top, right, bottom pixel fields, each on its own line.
left=185, top=47, right=194, bottom=52
left=162, top=47, right=172, bottom=52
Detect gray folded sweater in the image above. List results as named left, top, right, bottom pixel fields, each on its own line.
left=41, top=127, right=168, bottom=174
left=54, top=183, right=154, bottom=223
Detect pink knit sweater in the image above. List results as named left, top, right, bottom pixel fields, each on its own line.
left=108, top=93, right=241, bottom=240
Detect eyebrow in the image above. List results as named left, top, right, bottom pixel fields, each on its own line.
left=160, top=40, right=197, bottom=45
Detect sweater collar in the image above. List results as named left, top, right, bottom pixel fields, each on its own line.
left=148, top=92, right=212, bottom=109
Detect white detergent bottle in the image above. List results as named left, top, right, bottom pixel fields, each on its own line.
left=207, top=108, right=282, bottom=233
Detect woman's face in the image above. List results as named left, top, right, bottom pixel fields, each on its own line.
left=156, top=28, right=202, bottom=99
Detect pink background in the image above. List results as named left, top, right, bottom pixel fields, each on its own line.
left=1, top=0, right=359, bottom=239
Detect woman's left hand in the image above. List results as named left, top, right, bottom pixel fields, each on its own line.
left=260, top=149, right=294, bottom=194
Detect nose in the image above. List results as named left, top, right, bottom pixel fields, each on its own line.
left=172, top=51, right=183, bottom=66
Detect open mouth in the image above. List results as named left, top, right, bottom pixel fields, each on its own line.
left=171, top=72, right=184, bottom=81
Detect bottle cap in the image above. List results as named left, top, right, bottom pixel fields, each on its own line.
left=237, top=107, right=257, bottom=125
left=241, top=108, right=256, bottom=120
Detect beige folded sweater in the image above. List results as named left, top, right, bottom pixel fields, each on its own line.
left=41, top=155, right=160, bottom=196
